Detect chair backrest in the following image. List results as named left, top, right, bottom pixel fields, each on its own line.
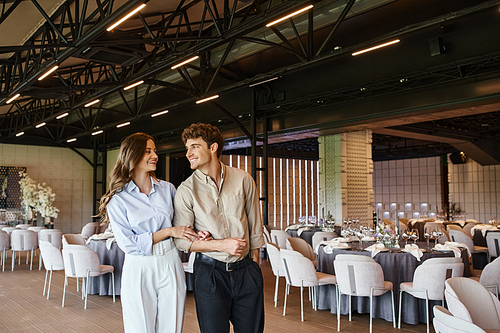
left=486, top=232, right=500, bottom=258
left=448, top=229, right=474, bottom=248
left=334, top=255, right=385, bottom=297
left=270, top=230, right=291, bottom=249
left=11, top=229, right=38, bottom=251
left=28, top=226, right=46, bottom=234
left=422, top=257, right=462, bottom=265
left=399, top=218, right=409, bottom=227
left=286, top=237, right=315, bottom=261
left=335, top=254, right=374, bottom=262
left=15, top=224, right=33, bottom=230
left=0, top=230, right=9, bottom=250
left=2, top=227, right=16, bottom=235
left=462, top=223, right=477, bottom=237
left=445, top=277, right=500, bottom=330
left=62, top=244, right=101, bottom=278
left=280, top=249, right=318, bottom=288
left=412, top=259, right=464, bottom=300
left=447, top=224, right=463, bottom=232
left=39, top=241, right=64, bottom=271
left=311, top=231, right=337, bottom=249
left=479, top=257, right=500, bottom=293
left=80, top=222, right=100, bottom=239
left=433, top=305, right=486, bottom=333
left=99, top=223, right=109, bottom=234
left=62, top=234, right=86, bottom=247
left=262, top=225, right=272, bottom=244
left=266, top=242, right=284, bottom=277
left=39, top=229, right=63, bottom=249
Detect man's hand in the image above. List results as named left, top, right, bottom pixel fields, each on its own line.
left=169, top=225, right=199, bottom=242
left=221, top=238, right=246, bottom=256
left=196, top=230, right=212, bottom=241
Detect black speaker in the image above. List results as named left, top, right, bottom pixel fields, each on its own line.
left=429, top=37, right=444, bottom=57
left=450, top=152, right=466, bottom=164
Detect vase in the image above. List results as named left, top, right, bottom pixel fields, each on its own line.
left=44, top=216, right=54, bottom=228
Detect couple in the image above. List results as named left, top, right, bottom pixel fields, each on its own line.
left=98, top=123, right=265, bottom=333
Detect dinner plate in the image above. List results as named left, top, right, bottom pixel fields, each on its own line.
left=401, top=248, right=426, bottom=253
left=432, top=248, right=453, bottom=252
left=364, top=248, right=389, bottom=252
left=92, top=235, right=108, bottom=240
left=329, top=245, right=351, bottom=249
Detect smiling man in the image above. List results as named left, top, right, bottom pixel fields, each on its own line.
left=173, top=123, right=265, bottom=333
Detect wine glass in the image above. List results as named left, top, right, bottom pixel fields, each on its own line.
left=402, top=231, right=409, bottom=245
left=436, top=228, right=444, bottom=244
left=424, top=229, right=431, bottom=247
left=411, top=229, right=419, bottom=244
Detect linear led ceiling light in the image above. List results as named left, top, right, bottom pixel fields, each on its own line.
left=56, top=112, right=69, bottom=119
left=84, top=99, right=100, bottom=107
left=6, top=93, right=20, bottom=104
left=248, top=76, right=280, bottom=87
left=117, top=121, right=130, bottom=128
left=196, top=95, right=219, bottom=104
left=38, top=65, right=59, bottom=81
left=106, top=4, right=146, bottom=31
left=67, top=138, right=77, bottom=143
left=266, top=5, right=313, bottom=27
left=35, top=122, right=46, bottom=128
left=151, top=110, right=168, bottom=117
left=92, top=130, right=103, bottom=136
left=123, top=80, right=144, bottom=90
left=171, top=56, right=199, bottom=70
left=352, top=39, right=400, bottom=56
left=16, top=131, right=24, bottom=137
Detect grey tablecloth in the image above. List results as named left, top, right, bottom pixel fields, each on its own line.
left=87, top=240, right=125, bottom=296
left=287, top=226, right=340, bottom=245
left=316, top=243, right=469, bottom=325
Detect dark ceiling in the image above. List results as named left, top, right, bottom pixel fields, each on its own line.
left=1, top=0, right=500, bottom=164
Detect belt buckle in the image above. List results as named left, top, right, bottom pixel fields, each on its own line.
left=226, top=262, right=233, bottom=272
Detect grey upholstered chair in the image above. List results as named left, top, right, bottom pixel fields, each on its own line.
left=62, top=244, right=115, bottom=309
left=280, top=249, right=336, bottom=321
left=334, top=254, right=395, bottom=333
left=445, top=277, right=500, bottom=331
left=266, top=242, right=286, bottom=307
left=39, top=240, right=64, bottom=299
left=433, top=305, right=486, bottom=333
left=399, top=257, right=464, bottom=333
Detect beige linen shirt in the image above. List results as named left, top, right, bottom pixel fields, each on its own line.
left=173, top=162, right=264, bottom=263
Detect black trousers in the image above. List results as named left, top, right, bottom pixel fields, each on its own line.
left=193, top=256, right=265, bottom=333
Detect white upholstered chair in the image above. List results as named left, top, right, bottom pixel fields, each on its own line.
left=0, top=230, right=9, bottom=271
left=62, top=244, right=115, bottom=309
left=469, top=257, right=500, bottom=297
left=398, top=257, right=464, bottom=333
left=448, top=229, right=488, bottom=267
left=286, top=237, right=317, bottom=267
left=10, top=229, right=38, bottom=271
left=445, top=277, right=500, bottom=331
left=266, top=242, right=286, bottom=307
left=79, top=222, right=100, bottom=240
left=2, top=227, right=16, bottom=235
left=486, top=232, right=500, bottom=262
left=62, top=234, right=86, bottom=247
left=99, top=223, right=109, bottom=234
left=433, top=305, right=487, bottom=333
left=311, top=231, right=337, bottom=251
left=39, top=240, right=64, bottom=299
left=182, top=251, right=196, bottom=274
left=39, top=229, right=63, bottom=249
left=280, top=249, right=336, bottom=321
left=270, top=230, right=291, bottom=249
left=15, top=224, right=33, bottom=230
left=334, top=254, right=395, bottom=333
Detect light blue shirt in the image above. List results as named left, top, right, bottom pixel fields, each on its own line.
left=107, top=177, right=176, bottom=255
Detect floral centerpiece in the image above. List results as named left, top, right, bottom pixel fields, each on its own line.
left=374, top=223, right=398, bottom=247
left=18, top=171, right=59, bottom=219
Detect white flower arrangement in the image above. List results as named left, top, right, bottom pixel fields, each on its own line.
left=18, top=171, right=60, bottom=218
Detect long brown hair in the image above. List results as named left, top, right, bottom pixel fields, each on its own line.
left=98, top=132, right=156, bottom=224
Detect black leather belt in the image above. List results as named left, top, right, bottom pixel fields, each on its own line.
left=195, top=252, right=253, bottom=272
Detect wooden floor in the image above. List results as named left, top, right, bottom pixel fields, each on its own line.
left=0, top=252, right=433, bottom=333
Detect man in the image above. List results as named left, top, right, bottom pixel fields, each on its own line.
left=173, top=123, right=265, bottom=333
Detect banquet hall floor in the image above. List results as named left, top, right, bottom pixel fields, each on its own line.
left=0, top=253, right=433, bottom=332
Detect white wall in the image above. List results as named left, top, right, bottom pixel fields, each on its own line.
left=373, top=156, right=442, bottom=220
left=0, top=143, right=93, bottom=233
left=448, top=157, right=500, bottom=223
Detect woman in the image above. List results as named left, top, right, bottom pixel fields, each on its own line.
left=98, top=132, right=199, bottom=333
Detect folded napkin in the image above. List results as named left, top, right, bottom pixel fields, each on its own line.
left=106, top=237, right=116, bottom=250
left=297, top=227, right=311, bottom=236
left=364, top=243, right=387, bottom=257
left=433, top=243, right=462, bottom=257
left=455, top=220, right=466, bottom=227
left=360, top=236, right=375, bottom=242
left=86, top=234, right=100, bottom=244
left=404, top=244, right=424, bottom=261
left=445, top=241, right=471, bottom=257
left=322, top=238, right=350, bottom=254
left=285, top=224, right=301, bottom=231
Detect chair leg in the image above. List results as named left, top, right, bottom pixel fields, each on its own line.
left=337, top=292, right=341, bottom=332
left=2, top=249, right=4, bottom=271
left=11, top=250, right=15, bottom=271
left=76, top=277, right=79, bottom=292
left=283, top=283, right=289, bottom=316
left=301, top=284, right=304, bottom=321
left=26, top=251, right=29, bottom=264
left=39, top=252, right=42, bottom=270
left=85, top=273, right=90, bottom=309
left=47, top=269, right=54, bottom=300
left=391, top=290, right=396, bottom=328
left=348, top=294, right=352, bottom=321
left=425, top=291, right=429, bottom=333
left=30, top=250, right=33, bottom=270
left=111, top=272, right=115, bottom=302
left=62, top=276, right=68, bottom=307
left=369, top=291, right=373, bottom=333
left=398, top=290, right=403, bottom=328
left=274, top=275, right=279, bottom=307
left=43, top=269, right=49, bottom=296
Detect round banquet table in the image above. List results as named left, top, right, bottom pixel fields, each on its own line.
left=473, top=228, right=500, bottom=247
left=87, top=239, right=125, bottom=296
left=315, top=241, right=469, bottom=325
left=287, top=226, right=340, bottom=246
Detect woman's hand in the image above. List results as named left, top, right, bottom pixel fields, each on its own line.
left=196, top=230, right=212, bottom=241
left=169, top=225, right=199, bottom=242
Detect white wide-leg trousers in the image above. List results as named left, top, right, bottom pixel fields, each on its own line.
left=121, top=239, right=186, bottom=333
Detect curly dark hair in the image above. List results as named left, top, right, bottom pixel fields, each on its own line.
left=182, top=123, right=224, bottom=158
